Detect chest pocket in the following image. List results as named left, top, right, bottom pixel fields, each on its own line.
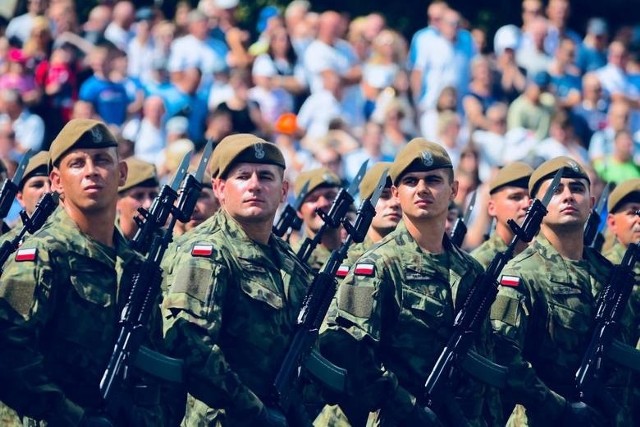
left=69, top=256, right=114, bottom=308
left=547, top=284, right=592, bottom=353
left=237, top=260, right=284, bottom=310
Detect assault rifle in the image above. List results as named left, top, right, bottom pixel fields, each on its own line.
left=273, top=180, right=309, bottom=239
left=423, top=169, right=563, bottom=424
left=583, top=183, right=610, bottom=250
left=100, top=141, right=213, bottom=415
left=0, top=150, right=33, bottom=222
left=0, top=192, right=58, bottom=274
left=450, top=190, right=476, bottom=248
left=273, top=168, right=388, bottom=419
left=296, top=161, right=368, bottom=265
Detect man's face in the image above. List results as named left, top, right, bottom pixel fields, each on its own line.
left=371, top=188, right=401, bottom=235
left=51, top=148, right=126, bottom=215
left=215, top=163, right=287, bottom=225
left=17, top=176, right=51, bottom=215
left=299, top=186, right=339, bottom=233
left=186, top=187, right=220, bottom=231
left=117, top=186, right=158, bottom=239
left=539, top=177, right=593, bottom=231
left=607, top=201, right=640, bottom=247
left=392, top=169, right=457, bottom=224
left=488, top=187, right=530, bottom=228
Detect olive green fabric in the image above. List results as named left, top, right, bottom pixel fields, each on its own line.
left=294, top=168, right=342, bottom=199
left=489, top=162, right=533, bottom=195
left=211, top=133, right=285, bottom=179
left=49, top=119, right=118, bottom=167
left=389, top=138, right=452, bottom=184
left=608, top=178, right=640, bottom=213
left=20, top=151, right=49, bottom=189
left=528, top=156, right=590, bottom=198
left=119, top=157, right=159, bottom=193
left=359, top=162, right=392, bottom=200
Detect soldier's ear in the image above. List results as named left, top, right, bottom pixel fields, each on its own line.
left=213, top=178, right=225, bottom=205
left=281, top=180, right=289, bottom=204
left=606, top=213, right=616, bottom=232
left=118, top=160, right=128, bottom=187
left=487, top=198, right=496, bottom=217
left=50, top=168, right=62, bottom=195
left=391, top=185, right=399, bottom=199
left=450, top=180, right=459, bottom=201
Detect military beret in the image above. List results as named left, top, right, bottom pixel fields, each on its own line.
left=489, top=162, right=534, bottom=195
left=50, top=119, right=118, bottom=167
left=119, top=157, right=158, bottom=193
left=20, top=151, right=50, bottom=189
left=360, top=162, right=392, bottom=200
left=389, top=138, right=452, bottom=184
left=212, top=133, right=286, bottom=178
left=529, top=156, right=590, bottom=198
left=608, top=178, right=640, bottom=213
left=294, top=167, right=342, bottom=198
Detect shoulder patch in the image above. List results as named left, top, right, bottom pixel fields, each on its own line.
left=500, top=275, right=521, bottom=287
left=15, top=248, right=37, bottom=262
left=354, top=263, right=375, bottom=277
left=336, top=264, right=350, bottom=278
left=191, top=244, right=214, bottom=257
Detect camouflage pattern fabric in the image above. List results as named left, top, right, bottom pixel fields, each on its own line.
left=0, top=208, right=163, bottom=426
left=343, top=235, right=375, bottom=268
left=490, top=234, right=632, bottom=426
left=292, top=239, right=333, bottom=273
left=162, top=210, right=314, bottom=426
left=319, top=221, right=502, bottom=426
left=470, top=233, right=509, bottom=269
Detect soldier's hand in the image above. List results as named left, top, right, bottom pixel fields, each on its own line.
left=256, top=405, right=288, bottom=427
left=399, top=405, right=444, bottom=427
left=79, top=414, right=114, bottom=427
left=562, top=401, right=607, bottom=427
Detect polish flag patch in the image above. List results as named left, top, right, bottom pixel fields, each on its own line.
left=500, top=275, right=521, bottom=287
left=354, top=263, right=375, bottom=277
left=15, top=248, right=37, bottom=262
left=191, top=244, right=213, bottom=257
left=336, top=265, right=350, bottom=278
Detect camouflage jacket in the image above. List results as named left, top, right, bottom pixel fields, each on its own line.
left=343, top=235, right=375, bottom=268
left=319, top=221, right=499, bottom=426
left=0, top=208, right=162, bottom=426
left=490, top=234, right=630, bottom=425
left=292, top=237, right=333, bottom=273
left=471, top=233, right=508, bottom=269
left=161, top=210, right=313, bottom=426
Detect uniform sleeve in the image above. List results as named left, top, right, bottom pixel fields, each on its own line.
left=161, top=255, right=265, bottom=420
left=0, top=243, right=85, bottom=426
left=319, top=261, right=417, bottom=424
left=489, top=272, right=566, bottom=421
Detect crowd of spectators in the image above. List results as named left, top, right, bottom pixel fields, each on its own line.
left=1, top=0, right=639, bottom=241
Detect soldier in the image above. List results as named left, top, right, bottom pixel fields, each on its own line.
left=161, top=134, right=314, bottom=426
left=175, top=171, right=219, bottom=236
left=319, top=138, right=499, bottom=426
left=471, top=162, right=533, bottom=268
left=292, top=167, right=344, bottom=272
left=116, top=157, right=159, bottom=241
left=490, top=156, right=631, bottom=426
left=603, top=178, right=640, bottom=424
left=0, top=119, right=163, bottom=425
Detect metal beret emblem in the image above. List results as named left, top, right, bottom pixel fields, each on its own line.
left=421, top=151, right=434, bottom=167
left=90, top=125, right=104, bottom=144
left=567, top=160, right=579, bottom=172
left=254, top=142, right=265, bottom=159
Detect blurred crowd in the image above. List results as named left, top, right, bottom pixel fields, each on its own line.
left=0, top=0, right=639, bottom=246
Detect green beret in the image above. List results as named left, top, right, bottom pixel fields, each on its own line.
left=119, top=157, right=158, bottom=193
left=50, top=119, right=118, bottom=167
left=212, top=133, right=285, bottom=179
left=529, top=156, right=590, bottom=198
left=360, top=162, right=392, bottom=200
left=608, top=178, right=640, bottom=213
left=20, top=151, right=50, bottom=189
left=489, top=162, right=534, bottom=195
left=389, top=138, right=452, bottom=184
left=294, top=167, right=341, bottom=198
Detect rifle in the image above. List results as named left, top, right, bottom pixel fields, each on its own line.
left=296, top=161, right=368, bottom=264
left=583, top=182, right=610, bottom=250
left=273, top=168, right=388, bottom=418
left=0, top=192, right=58, bottom=274
left=576, top=215, right=640, bottom=406
left=273, top=180, right=309, bottom=239
left=423, top=169, right=563, bottom=423
left=100, top=141, right=213, bottom=414
left=0, top=150, right=33, bottom=222
left=450, top=190, right=477, bottom=248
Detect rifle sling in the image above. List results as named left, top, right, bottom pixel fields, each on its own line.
left=607, top=339, right=640, bottom=374
left=134, top=345, right=185, bottom=383
left=460, top=350, right=508, bottom=389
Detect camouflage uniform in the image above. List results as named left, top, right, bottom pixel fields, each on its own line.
left=293, top=238, right=333, bottom=273
left=161, top=210, right=313, bottom=426
left=319, top=221, right=500, bottom=426
left=470, top=233, right=509, bottom=269
left=343, top=235, right=375, bottom=268
left=0, top=207, right=163, bottom=426
left=490, top=234, right=631, bottom=426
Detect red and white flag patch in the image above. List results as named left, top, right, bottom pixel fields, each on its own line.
left=354, top=263, right=375, bottom=277
left=15, top=248, right=37, bottom=262
left=191, top=244, right=213, bottom=257
left=336, top=265, right=350, bottom=278
left=500, top=275, right=521, bottom=287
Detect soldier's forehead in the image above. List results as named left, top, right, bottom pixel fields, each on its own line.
left=228, top=163, right=280, bottom=173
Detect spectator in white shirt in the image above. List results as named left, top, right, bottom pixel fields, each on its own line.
left=6, top=0, right=49, bottom=46
left=122, top=96, right=167, bottom=164
left=104, top=1, right=136, bottom=51
left=0, top=89, right=44, bottom=152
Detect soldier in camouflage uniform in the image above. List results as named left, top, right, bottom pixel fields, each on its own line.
left=116, top=157, right=159, bottom=241
left=292, top=168, right=343, bottom=272
left=490, top=156, right=631, bottom=426
left=603, top=178, right=640, bottom=424
left=0, top=119, right=164, bottom=426
left=471, top=162, right=532, bottom=269
left=319, top=138, right=501, bottom=427
left=161, top=134, right=315, bottom=426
